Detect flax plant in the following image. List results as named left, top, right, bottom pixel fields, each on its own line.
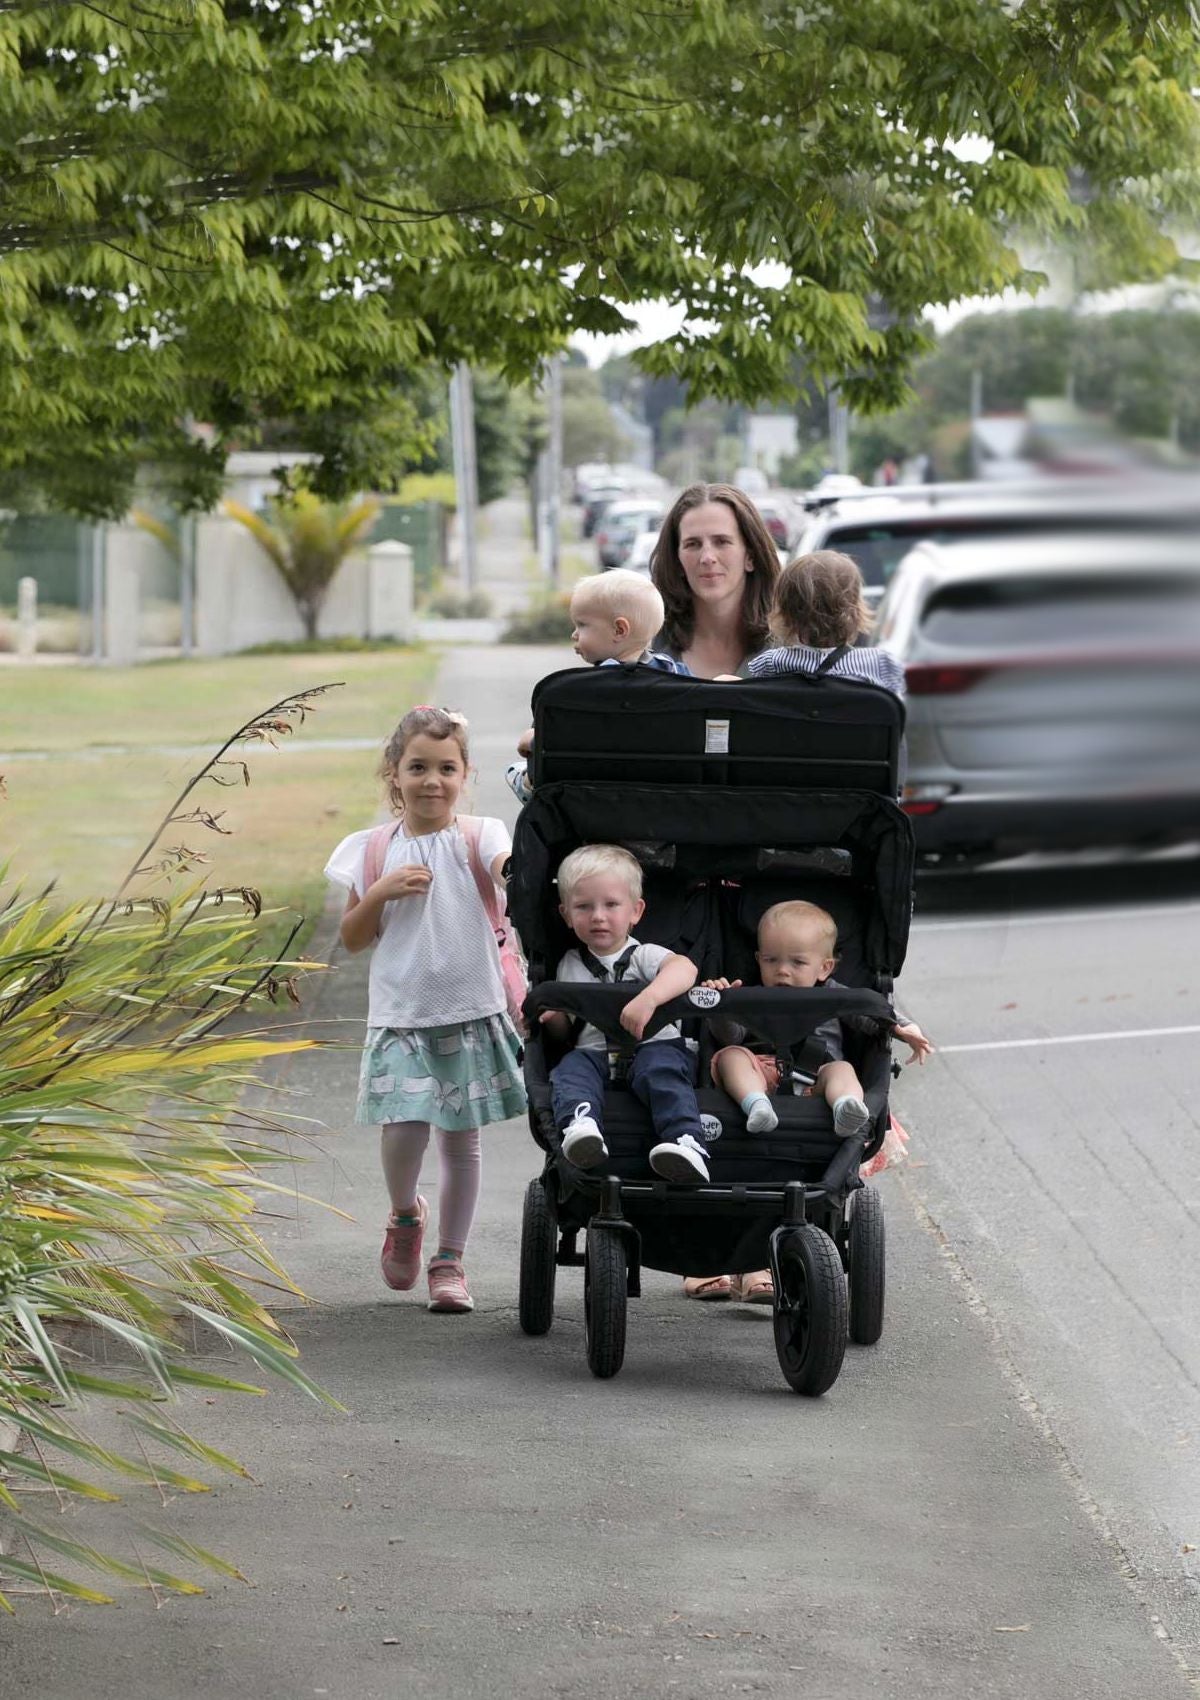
left=0, top=687, right=343, bottom=1608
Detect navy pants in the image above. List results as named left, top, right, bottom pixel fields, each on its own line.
left=550, top=1040, right=702, bottom=1146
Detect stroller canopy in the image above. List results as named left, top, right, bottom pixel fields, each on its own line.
left=510, top=667, right=914, bottom=983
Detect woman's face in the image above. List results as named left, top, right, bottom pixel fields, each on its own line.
left=676, top=500, right=752, bottom=611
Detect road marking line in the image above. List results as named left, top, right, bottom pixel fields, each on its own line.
left=917, top=902, right=1200, bottom=933
left=939, top=1023, right=1200, bottom=1055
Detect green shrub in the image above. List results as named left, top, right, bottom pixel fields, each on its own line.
left=500, top=595, right=573, bottom=644
left=0, top=688, right=340, bottom=1607
left=424, top=587, right=493, bottom=619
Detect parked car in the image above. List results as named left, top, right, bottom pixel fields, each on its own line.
left=582, top=483, right=629, bottom=537
left=625, top=526, right=657, bottom=576
left=874, top=531, right=1200, bottom=864
left=755, top=495, right=799, bottom=555
left=794, top=477, right=1200, bottom=612
left=595, top=500, right=663, bottom=569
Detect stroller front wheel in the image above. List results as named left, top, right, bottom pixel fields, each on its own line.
left=519, top=1175, right=558, bottom=1336
left=773, top=1224, right=848, bottom=1396
left=848, top=1185, right=886, bottom=1346
left=584, top=1224, right=627, bottom=1380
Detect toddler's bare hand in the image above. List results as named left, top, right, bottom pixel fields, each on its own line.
left=894, top=1021, right=934, bottom=1064
left=700, top=976, right=741, bottom=991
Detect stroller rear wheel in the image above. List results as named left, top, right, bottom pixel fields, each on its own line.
left=773, top=1224, right=848, bottom=1396
left=848, top=1186, right=885, bottom=1346
left=584, top=1224, right=627, bottom=1380
left=519, top=1175, right=558, bottom=1337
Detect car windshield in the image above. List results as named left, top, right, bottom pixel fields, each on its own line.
left=824, top=514, right=1196, bottom=592
left=919, top=571, right=1200, bottom=649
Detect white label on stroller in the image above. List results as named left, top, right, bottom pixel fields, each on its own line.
left=699, top=1114, right=724, bottom=1143
left=688, top=986, right=721, bottom=1009
left=704, top=718, right=730, bottom=754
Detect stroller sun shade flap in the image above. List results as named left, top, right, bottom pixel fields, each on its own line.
left=529, top=665, right=906, bottom=797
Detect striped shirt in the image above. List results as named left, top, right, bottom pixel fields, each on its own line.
left=599, top=651, right=691, bottom=675
left=747, top=644, right=906, bottom=699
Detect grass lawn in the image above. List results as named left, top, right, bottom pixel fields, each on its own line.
left=0, top=649, right=436, bottom=944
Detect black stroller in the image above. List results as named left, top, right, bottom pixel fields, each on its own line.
left=508, top=666, right=914, bottom=1396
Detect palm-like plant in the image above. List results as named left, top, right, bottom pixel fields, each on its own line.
left=0, top=688, right=343, bottom=1607
left=224, top=490, right=381, bottom=640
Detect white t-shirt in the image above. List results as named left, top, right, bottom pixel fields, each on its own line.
left=554, top=938, right=680, bottom=1052
left=325, top=817, right=512, bottom=1030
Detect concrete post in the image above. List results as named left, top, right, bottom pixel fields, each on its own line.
left=16, top=576, right=37, bottom=659
left=102, top=539, right=140, bottom=665
left=367, top=540, right=415, bottom=642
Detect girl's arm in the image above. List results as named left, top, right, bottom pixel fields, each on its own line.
left=490, top=850, right=510, bottom=886
left=620, top=953, right=699, bottom=1040
left=339, top=866, right=432, bottom=953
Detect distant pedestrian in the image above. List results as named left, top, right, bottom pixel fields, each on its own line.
left=325, top=705, right=527, bottom=1313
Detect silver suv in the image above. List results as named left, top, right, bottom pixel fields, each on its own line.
left=794, top=479, right=1200, bottom=612
left=874, top=531, right=1200, bottom=865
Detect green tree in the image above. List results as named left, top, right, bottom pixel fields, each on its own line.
left=224, top=491, right=381, bottom=639
left=561, top=367, right=627, bottom=468
left=2, top=2, right=1197, bottom=516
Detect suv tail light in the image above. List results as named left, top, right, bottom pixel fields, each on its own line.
left=905, top=663, right=992, bottom=695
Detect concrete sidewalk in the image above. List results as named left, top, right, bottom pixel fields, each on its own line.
left=1, top=642, right=1189, bottom=1700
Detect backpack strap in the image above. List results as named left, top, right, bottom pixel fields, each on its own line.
left=362, top=820, right=401, bottom=895
left=457, top=814, right=503, bottom=930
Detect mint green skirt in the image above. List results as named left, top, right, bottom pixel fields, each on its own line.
left=356, top=1015, right=526, bottom=1129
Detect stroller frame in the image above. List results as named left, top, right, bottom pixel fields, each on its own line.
left=508, top=666, right=914, bottom=1395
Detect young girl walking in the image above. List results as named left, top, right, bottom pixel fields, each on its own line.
left=324, top=705, right=526, bottom=1313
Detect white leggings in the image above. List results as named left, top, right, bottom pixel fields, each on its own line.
left=380, top=1121, right=482, bottom=1257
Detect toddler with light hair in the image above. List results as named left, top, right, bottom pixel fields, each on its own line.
left=507, top=570, right=690, bottom=802
left=539, top=843, right=711, bottom=1183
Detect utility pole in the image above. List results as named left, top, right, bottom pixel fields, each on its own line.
left=827, top=388, right=850, bottom=473
left=537, top=354, right=563, bottom=587
left=449, top=363, right=479, bottom=592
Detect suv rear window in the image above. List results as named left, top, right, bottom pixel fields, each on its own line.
left=919, top=572, right=1200, bottom=648
left=823, top=514, right=1195, bottom=592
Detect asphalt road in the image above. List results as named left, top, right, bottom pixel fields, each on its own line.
left=1, top=645, right=1196, bottom=1700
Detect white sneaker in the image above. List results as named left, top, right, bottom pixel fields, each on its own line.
left=649, top=1132, right=710, bottom=1183
left=833, top=1095, right=871, bottom=1139
left=562, top=1104, right=607, bottom=1168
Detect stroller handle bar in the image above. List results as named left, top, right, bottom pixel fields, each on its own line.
left=523, top=980, right=895, bottom=1052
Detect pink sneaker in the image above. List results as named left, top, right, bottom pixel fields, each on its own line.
left=380, top=1197, right=428, bottom=1291
left=426, top=1257, right=474, bottom=1313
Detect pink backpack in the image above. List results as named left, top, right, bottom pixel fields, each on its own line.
left=361, top=815, right=528, bottom=1035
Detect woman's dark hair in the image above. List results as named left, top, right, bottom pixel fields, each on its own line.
left=771, top=550, right=871, bottom=648
left=650, top=484, right=780, bottom=657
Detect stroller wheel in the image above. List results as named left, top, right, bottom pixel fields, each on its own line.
left=848, top=1186, right=886, bottom=1346
left=519, top=1175, right=558, bottom=1337
left=584, top=1224, right=627, bottom=1380
left=772, top=1224, right=848, bottom=1397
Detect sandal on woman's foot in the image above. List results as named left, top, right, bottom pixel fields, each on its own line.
left=682, top=1274, right=733, bottom=1301
left=730, top=1269, right=774, bottom=1304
